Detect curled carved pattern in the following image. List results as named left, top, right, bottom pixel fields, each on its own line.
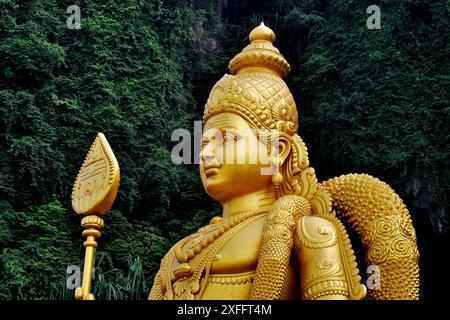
left=372, top=217, right=399, bottom=237
left=366, top=217, right=418, bottom=264
left=261, top=224, right=292, bottom=244
left=303, top=257, right=342, bottom=291
left=296, top=219, right=337, bottom=249
left=296, top=214, right=366, bottom=300
left=366, top=242, right=390, bottom=264
left=321, top=174, right=420, bottom=300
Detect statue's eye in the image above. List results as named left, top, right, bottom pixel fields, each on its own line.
left=201, top=137, right=209, bottom=148
left=223, top=132, right=238, bottom=144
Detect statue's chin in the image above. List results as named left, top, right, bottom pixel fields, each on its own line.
left=204, top=177, right=232, bottom=203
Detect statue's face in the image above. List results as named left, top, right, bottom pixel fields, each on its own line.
left=200, top=112, right=273, bottom=203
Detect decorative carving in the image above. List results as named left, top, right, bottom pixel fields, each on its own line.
left=151, top=211, right=267, bottom=300
left=303, top=257, right=342, bottom=290
left=149, top=246, right=176, bottom=300
left=174, top=210, right=265, bottom=264
left=148, top=270, right=164, bottom=300
left=296, top=217, right=337, bottom=249
left=250, top=195, right=311, bottom=299
left=321, top=174, right=420, bottom=300
left=204, top=74, right=298, bottom=136
left=310, top=187, right=333, bottom=215
left=208, top=272, right=255, bottom=285
left=71, top=133, right=120, bottom=300
left=71, top=132, right=120, bottom=216
left=296, top=214, right=366, bottom=300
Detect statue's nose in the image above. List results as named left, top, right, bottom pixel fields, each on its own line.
left=200, top=140, right=216, bottom=163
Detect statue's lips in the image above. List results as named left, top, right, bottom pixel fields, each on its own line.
left=204, top=167, right=220, bottom=178
left=203, top=162, right=221, bottom=176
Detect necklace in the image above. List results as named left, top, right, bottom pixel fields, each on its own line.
left=175, top=210, right=266, bottom=264
left=169, top=210, right=267, bottom=299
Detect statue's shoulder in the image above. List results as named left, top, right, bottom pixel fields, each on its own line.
left=167, top=232, right=191, bottom=251
left=159, top=235, right=189, bottom=266
left=272, top=194, right=338, bottom=248
left=271, top=195, right=311, bottom=213
left=293, top=213, right=367, bottom=300
left=268, top=195, right=312, bottom=221
left=296, top=215, right=338, bottom=248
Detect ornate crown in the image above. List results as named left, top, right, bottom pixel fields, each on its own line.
left=203, top=23, right=298, bottom=136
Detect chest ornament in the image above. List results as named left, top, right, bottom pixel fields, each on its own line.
left=167, top=210, right=266, bottom=299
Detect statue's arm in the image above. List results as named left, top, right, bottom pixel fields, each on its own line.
left=294, top=215, right=366, bottom=300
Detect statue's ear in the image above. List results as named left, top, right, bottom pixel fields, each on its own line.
left=271, top=135, right=291, bottom=167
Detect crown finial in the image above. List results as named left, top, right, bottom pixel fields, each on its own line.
left=249, top=22, right=276, bottom=43
left=228, top=23, right=290, bottom=78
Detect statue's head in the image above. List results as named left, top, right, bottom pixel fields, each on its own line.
left=200, top=23, right=322, bottom=208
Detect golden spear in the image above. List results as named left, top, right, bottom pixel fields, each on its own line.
left=71, top=132, right=120, bottom=300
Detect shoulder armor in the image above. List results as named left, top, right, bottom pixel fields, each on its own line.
left=295, top=215, right=366, bottom=300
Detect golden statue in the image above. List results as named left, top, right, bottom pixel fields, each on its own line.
left=147, top=23, right=420, bottom=300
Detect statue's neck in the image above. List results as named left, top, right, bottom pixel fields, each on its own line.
left=221, top=187, right=276, bottom=218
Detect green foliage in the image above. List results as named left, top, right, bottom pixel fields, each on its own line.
left=92, top=254, right=148, bottom=300
left=0, top=0, right=216, bottom=299
left=0, top=200, right=79, bottom=299
left=50, top=254, right=148, bottom=300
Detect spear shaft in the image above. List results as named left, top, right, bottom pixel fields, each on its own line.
left=75, top=216, right=104, bottom=300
